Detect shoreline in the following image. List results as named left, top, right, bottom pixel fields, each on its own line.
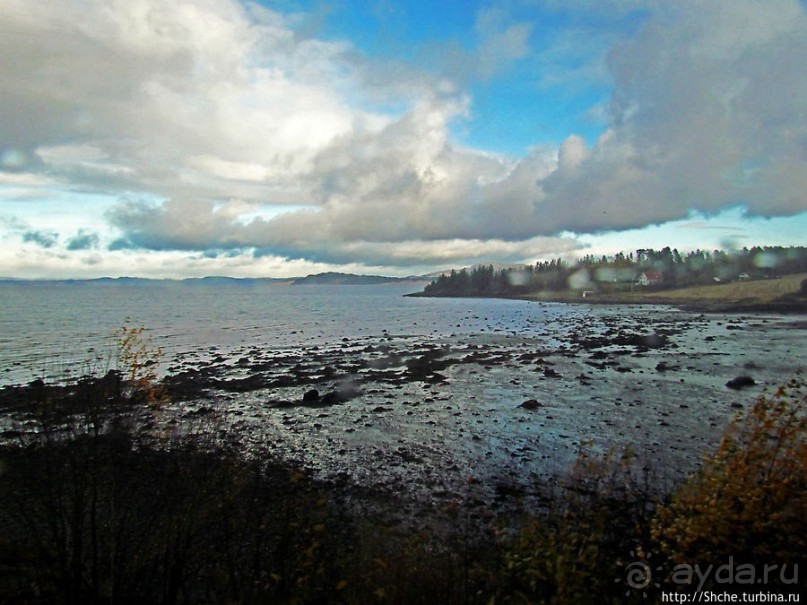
left=3, top=309, right=804, bottom=605
left=407, top=277, right=807, bottom=314
left=408, top=290, right=807, bottom=314
left=5, top=304, right=805, bottom=514
left=517, top=292, right=807, bottom=314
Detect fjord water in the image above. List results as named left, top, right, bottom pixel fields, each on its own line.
left=0, top=281, right=569, bottom=386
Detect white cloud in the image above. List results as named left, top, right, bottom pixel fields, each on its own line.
left=0, top=0, right=363, bottom=202
left=1, top=0, right=806, bottom=278
left=0, top=245, right=336, bottom=280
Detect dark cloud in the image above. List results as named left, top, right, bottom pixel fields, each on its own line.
left=66, top=230, right=100, bottom=251
left=106, top=190, right=579, bottom=267
left=22, top=230, right=58, bottom=248
left=531, top=0, right=807, bottom=232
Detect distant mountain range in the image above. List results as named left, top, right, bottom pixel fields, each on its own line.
left=288, top=272, right=423, bottom=285
left=0, top=262, right=532, bottom=286
left=0, top=272, right=431, bottom=286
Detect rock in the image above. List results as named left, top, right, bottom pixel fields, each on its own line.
left=188, top=406, right=214, bottom=416
left=519, top=399, right=542, bottom=410
left=302, top=389, right=320, bottom=403
left=635, top=333, right=669, bottom=350
left=726, top=376, right=756, bottom=390
left=219, top=374, right=267, bottom=392
left=320, top=391, right=344, bottom=406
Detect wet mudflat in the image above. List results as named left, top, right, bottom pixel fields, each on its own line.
left=137, top=306, right=807, bottom=517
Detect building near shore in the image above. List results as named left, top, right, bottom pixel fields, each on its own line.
left=637, top=271, right=664, bottom=286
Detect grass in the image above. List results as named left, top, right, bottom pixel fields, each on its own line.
left=522, top=273, right=807, bottom=310
left=624, top=272, right=807, bottom=303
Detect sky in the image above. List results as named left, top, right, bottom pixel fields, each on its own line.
left=1, top=0, right=806, bottom=279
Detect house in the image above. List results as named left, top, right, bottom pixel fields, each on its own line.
left=637, top=271, right=664, bottom=286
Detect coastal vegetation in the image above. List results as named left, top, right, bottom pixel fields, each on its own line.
left=1, top=327, right=805, bottom=603
left=419, top=245, right=807, bottom=301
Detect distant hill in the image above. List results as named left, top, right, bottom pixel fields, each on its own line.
left=290, top=272, right=425, bottom=285
left=0, top=273, right=429, bottom=286
left=181, top=276, right=282, bottom=286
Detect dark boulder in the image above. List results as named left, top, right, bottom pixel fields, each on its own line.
left=219, top=374, right=268, bottom=392
left=302, top=389, right=320, bottom=403
left=726, top=376, right=756, bottom=390
left=519, top=399, right=542, bottom=410
left=655, top=362, right=674, bottom=372
left=320, top=391, right=345, bottom=406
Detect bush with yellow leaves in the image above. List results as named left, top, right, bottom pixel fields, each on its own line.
left=114, top=319, right=168, bottom=408
left=653, top=375, right=807, bottom=574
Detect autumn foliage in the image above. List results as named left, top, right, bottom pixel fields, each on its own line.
left=114, top=320, right=167, bottom=408
left=653, top=376, right=807, bottom=570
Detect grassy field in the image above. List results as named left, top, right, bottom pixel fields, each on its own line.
left=624, top=272, right=807, bottom=303
left=523, top=272, right=807, bottom=310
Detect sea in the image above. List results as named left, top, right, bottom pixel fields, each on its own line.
left=0, top=281, right=578, bottom=387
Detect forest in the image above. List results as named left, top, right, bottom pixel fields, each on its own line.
left=421, top=245, right=807, bottom=297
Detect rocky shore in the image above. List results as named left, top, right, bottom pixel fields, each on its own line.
left=3, top=305, right=804, bottom=522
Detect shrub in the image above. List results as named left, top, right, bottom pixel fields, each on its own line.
left=493, top=446, right=659, bottom=604
left=652, top=376, right=807, bottom=576
left=114, top=320, right=167, bottom=409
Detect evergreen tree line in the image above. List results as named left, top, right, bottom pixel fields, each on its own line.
left=422, top=245, right=807, bottom=297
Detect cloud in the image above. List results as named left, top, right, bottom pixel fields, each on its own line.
left=307, top=236, right=581, bottom=267
left=107, top=0, right=807, bottom=261
left=106, top=172, right=580, bottom=268
left=0, top=0, right=365, bottom=203
left=472, top=8, right=534, bottom=80
left=22, top=230, right=59, bottom=248
left=532, top=0, right=807, bottom=232
left=66, top=230, right=101, bottom=251
left=2, top=0, right=806, bottom=277
left=0, top=245, right=343, bottom=280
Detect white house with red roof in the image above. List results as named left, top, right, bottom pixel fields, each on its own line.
left=637, top=271, right=664, bottom=286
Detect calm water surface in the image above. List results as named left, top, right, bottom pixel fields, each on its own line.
left=0, top=282, right=579, bottom=385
